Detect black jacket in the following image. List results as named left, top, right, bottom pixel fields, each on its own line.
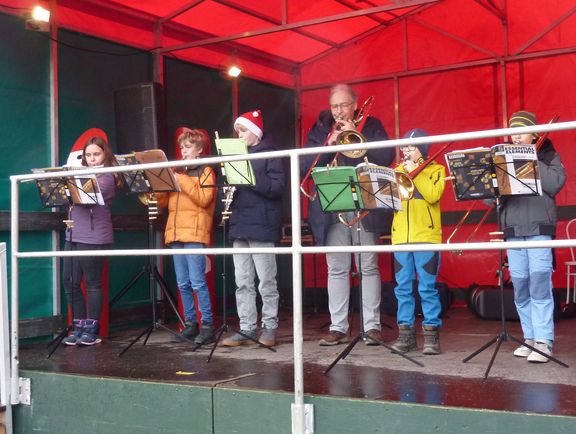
left=301, top=110, right=394, bottom=245
left=228, top=134, right=285, bottom=242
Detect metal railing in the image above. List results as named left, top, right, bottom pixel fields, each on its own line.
left=9, top=120, right=576, bottom=434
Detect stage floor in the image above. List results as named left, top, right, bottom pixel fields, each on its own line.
left=20, top=306, right=576, bottom=417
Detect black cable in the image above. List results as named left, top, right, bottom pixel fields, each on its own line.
left=38, top=32, right=160, bottom=57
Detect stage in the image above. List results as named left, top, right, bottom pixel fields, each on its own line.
left=14, top=306, right=576, bottom=433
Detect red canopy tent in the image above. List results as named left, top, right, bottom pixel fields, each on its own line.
left=5, top=0, right=576, bottom=289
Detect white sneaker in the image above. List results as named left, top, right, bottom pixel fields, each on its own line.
left=527, top=341, right=552, bottom=363
left=513, top=339, right=535, bottom=357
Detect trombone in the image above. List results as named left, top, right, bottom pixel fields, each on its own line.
left=300, top=96, right=375, bottom=201
left=445, top=114, right=558, bottom=251
left=393, top=141, right=454, bottom=201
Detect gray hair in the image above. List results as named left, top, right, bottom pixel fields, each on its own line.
left=329, top=84, right=357, bottom=103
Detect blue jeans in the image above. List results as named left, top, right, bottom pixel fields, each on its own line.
left=171, top=242, right=212, bottom=325
left=507, top=235, right=554, bottom=342
left=394, top=251, right=441, bottom=327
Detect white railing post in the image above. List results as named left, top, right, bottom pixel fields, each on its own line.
left=0, top=242, right=13, bottom=433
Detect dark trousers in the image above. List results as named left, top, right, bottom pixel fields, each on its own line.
left=62, top=242, right=109, bottom=319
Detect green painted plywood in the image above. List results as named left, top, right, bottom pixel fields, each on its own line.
left=14, top=371, right=213, bottom=434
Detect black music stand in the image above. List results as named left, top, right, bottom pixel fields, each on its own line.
left=111, top=150, right=180, bottom=306
left=310, top=167, right=423, bottom=373
left=34, top=169, right=106, bottom=358
left=451, top=144, right=570, bottom=377
left=200, top=142, right=276, bottom=359
left=117, top=161, right=188, bottom=357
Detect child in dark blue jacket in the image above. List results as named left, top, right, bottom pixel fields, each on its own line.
left=222, top=110, right=285, bottom=348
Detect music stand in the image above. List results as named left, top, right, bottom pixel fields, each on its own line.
left=116, top=152, right=189, bottom=356
left=201, top=137, right=276, bottom=359
left=111, top=149, right=181, bottom=306
left=449, top=144, right=570, bottom=377
left=32, top=168, right=107, bottom=357
left=310, top=166, right=424, bottom=373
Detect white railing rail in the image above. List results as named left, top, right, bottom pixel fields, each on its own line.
left=9, top=120, right=576, bottom=434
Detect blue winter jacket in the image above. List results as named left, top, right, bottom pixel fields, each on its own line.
left=228, top=134, right=285, bottom=242
left=301, top=110, right=395, bottom=245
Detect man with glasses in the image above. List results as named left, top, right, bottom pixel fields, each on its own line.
left=301, top=83, right=394, bottom=346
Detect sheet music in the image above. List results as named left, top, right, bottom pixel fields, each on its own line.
left=214, top=138, right=256, bottom=186
left=491, top=144, right=541, bottom=196
left=355, top=163, right=402, bottom=211
left=68, top=174, right=104, bottom=205
left=445, top=143, right=541, bottom=200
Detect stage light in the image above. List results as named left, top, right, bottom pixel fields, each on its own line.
left=26, top=5, right=51, bottom=32
left=32, top=6, right=50, bottom=22
left=227, top=65, right=242, bottom=78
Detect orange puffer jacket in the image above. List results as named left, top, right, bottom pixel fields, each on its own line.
left=156, top=166, right=217, bottom=246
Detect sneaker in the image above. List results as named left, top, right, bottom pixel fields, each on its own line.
left=513, top=339, right=535, bottom=358
left=62, top=320, right=84, bottom=346
left=194, top=324, right=215, bottom=346
left=222, top=330, right=257, bottom=347
left=77, top=319, right=101, bottom=346
left=527, top=341, right=552, bottom=363
left=77, top=332, right=102, bottom=346
left=319, top=331, right=348, bottom=346
left=364, top=329, right=381, bottom=346
left=259, top=328, right=277, bottom=347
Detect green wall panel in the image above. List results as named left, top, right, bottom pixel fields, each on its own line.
left=0, top=13, right=51, bottom=211
left=14, top=371, right=213, bottom=434
left=15, top=372, right=576, bottom=434
left=0, top=13, right=53, bottom=318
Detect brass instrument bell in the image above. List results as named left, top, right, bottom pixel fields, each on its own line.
left=337, top=129, right=367, bottom=158
left=395, top=171, right=416, bottom=201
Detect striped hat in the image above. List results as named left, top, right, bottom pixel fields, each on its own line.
left=509, top=111, right=538, bottom=137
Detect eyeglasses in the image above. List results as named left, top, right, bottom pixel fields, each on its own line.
left=330, top=101, right=354, bottom=110
left=400, top=145, right=417, bottom=153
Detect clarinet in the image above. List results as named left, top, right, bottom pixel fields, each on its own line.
left=220, top=185, right=236, bottom=223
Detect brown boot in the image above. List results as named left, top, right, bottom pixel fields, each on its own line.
left=422, top=325, right=440, bottom=355
left=391, top=325, right=417, bottom=353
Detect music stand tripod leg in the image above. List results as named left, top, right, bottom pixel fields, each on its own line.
left=46, top=326, right=71, bottom=358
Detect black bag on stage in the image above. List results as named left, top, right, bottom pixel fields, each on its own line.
left=381, top=281, right=453, bottom=318
left=467, top=284, right=562, bottom=321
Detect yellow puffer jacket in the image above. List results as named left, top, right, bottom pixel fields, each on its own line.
left=156, top=166, right=217, bottom=246
left=391, top=161, right=445, bottom=245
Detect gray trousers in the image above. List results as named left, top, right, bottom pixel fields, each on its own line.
left=325, top=218, right=382, bottom=333
left=232, top=239, right=279, bottom=331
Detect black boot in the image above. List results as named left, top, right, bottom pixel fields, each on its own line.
left=194, top=324, right=215, bottom=345
left=171, top=321, right=199, bottom=342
